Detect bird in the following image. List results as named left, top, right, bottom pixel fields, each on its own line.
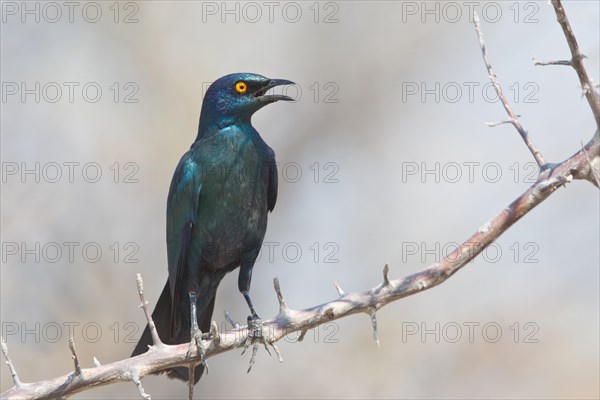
left=131, top=73, right=294, bottom=384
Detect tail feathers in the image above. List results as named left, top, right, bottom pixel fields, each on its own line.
left=131, top=281, right=216, bottom=384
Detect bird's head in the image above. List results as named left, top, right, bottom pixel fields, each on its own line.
left=199, top=73, right=295, bottom=132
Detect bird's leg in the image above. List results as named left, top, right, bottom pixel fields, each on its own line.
left=186, top=292, right=207, bottom=371
left=243, top=291, right=259, bottom=320
left=238, top=262, right=273, bottom=372
left=241, top=291, right=272, bottom=373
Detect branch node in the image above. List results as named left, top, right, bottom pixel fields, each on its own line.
left=368, top=308, right=380, bottom=348
left=325, top=307, right=335, bottom=320
left=130, top=369, right=151, bottom=400
left=333, top=281, right=346, bottom=297
left=1, top=336, right=23, bottom=389
left=93, top=357, right=102, bottom=367
left=273, top=277, right=289, bottom=315
left=68, top=336, right=82, bottom=376
left=478, top=221, right=491, bottom=234
left=581, top=140, right=600, bottom=187
left=209, top=321, right=220, bottom=345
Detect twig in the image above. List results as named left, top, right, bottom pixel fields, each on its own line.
left=273, top=277, right=289, bottom=315
left=130, top=369, right=151, bottom=400
left=136, top=274, right=163, bottom=348
left=68, top=337, right=82, bottom=376
left=532, top=58, right=571, bottom=67
left=485, top=118, right=519, bottom=128
left=474, top=12, right=546, bottom=168
left=1, top=337, right=22, bottom=389
left=550, top=0, right=600, bottom=129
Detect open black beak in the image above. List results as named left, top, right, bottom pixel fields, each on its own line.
left=254, top=78, right=296, bottom=103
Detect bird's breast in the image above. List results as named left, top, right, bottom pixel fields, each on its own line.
left=194, top=128, right=272, bottom=267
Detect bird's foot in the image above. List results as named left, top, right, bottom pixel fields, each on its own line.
left=241, top=314, right=273, bottom=373
left=186, top=327, right=208, bottom=369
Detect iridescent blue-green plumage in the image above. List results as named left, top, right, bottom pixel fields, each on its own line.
left=132, top=73, right=293, bottom=383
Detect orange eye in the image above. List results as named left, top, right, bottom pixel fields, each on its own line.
left=235, top=81, right=247, bottom=94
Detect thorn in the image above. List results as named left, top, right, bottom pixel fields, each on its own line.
left=93, top=357, right=102, bottom=367
left=368, top=308, right=380, bottom=348
left=333, top=281, right=345, bottom=297
left=273, top=277, right=288, bottom=314
left=270, top=341, right=284, bottom=363
left=130, top=369, right=151, bottom=400
left=224, top=311, right=240, bottom=329
left=68, top=337, right=82, bottom=376
left=136, top=273, right=163, bottom=347
left=383, top=263, right=390, bottom=286
left=485, top=119, right=514, bottom=127
left=1, top=336, right=22, bottom=388
left=297, top=329, right=308, bottom=342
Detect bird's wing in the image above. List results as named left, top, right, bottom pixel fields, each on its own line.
left=267, top=148, right=278, bottom=212
left=166, top=152, right=202, bottom=337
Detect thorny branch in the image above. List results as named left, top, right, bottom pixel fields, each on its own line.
left=2, top=136, right=598, bottom=400
left=2, top=1, right=598, bottom=399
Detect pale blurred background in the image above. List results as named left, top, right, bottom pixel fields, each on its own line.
left=1, top=1, right=599, bottom=399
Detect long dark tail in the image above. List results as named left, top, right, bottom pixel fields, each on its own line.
left=131, top=281, right=216, bottom=384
